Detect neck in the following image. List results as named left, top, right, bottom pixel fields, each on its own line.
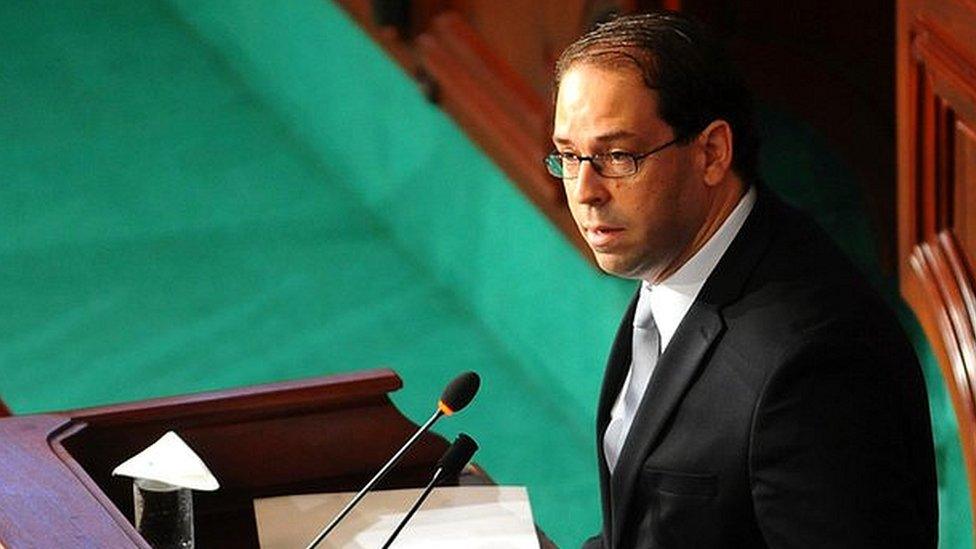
left=647, top=176, right=747, bottom=285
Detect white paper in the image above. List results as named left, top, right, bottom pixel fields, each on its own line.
left=112, top=431, right=219, bottom=491
left=254, top=486, right=540, bottom=548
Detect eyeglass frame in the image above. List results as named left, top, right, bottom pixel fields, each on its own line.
left=543, top=135, right=685, bottom=179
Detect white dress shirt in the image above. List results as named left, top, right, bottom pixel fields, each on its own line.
left=604, top=185, right=757, bottom=471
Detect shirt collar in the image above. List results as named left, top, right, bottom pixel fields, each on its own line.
left=642, top=185, right=757, bottom=351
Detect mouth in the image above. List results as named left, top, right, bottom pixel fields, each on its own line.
left=584, top=225, right=625, bottom=250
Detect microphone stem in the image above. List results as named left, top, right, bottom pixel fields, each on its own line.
left=380, top=467, right=444, bottom=549
left=304, top=409, right=444, bottom=549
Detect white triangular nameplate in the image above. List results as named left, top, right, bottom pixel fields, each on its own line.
left=112, top=431, right=219, bottom=491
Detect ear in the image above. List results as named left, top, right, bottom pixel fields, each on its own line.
left=698, top=120, right=734, bottom=186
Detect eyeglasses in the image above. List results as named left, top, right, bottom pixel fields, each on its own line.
left=543, top=136, right=682, bottom=179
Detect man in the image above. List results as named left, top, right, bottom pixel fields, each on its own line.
left=546, top=12, right=938, bottom=548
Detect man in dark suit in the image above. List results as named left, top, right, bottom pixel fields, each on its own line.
left=545, top=12, right=938, bottom=548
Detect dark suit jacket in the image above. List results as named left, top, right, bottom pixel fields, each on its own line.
left=584, top=186, right=938, bottom=548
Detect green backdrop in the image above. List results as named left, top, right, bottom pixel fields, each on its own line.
left=0, top=0, right=969, bottom=546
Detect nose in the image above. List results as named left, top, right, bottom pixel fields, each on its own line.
left=567, top=160, right=610, bottom=206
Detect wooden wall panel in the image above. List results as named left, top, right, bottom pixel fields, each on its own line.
left=955, top=121, right=976, bottom=257
left=898, top=0, right=976, bottom=538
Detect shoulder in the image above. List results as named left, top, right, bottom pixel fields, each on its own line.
left=716, top=193, right=915, bottom=387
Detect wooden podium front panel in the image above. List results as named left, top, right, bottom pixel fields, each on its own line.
left=0, top=369, right=449, bottom=548
left=897, top=0, right=976, bottom=538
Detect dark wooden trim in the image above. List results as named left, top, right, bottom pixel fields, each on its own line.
left=63, top=368, right=402, bottom=426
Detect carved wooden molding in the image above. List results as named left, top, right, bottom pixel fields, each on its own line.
left=912, top=20, right=976, bottom=125
left=899, top=3, right=976, bottom=536
left=908, top=235, right=976, bottom=504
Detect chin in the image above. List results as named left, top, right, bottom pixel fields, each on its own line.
left=594, top=253, right=645, bottom=280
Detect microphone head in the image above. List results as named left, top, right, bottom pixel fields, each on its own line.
left=437, top=371, right=480, bottom=415
left=437, top=433, right=478, bottom=477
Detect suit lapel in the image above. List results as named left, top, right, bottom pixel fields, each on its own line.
left=596, top=290, right=639, bottom=538
left=597, top=291, right=639, bottom=436
left=609, top=302, right=723, bottom=546
left=602, top=185, right=781, bottom=547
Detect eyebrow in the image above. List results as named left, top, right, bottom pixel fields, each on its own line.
left=552, top=130, right=642, bottom=145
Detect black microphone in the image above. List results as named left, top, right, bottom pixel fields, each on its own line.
left=438, top=371, right=480, bottom=416
left=380, top=434, right=479, bottom=549
left=304, top=372, right=481, bottom=549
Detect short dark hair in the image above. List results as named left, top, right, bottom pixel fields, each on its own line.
left=555, top=11, right=761, bottom=185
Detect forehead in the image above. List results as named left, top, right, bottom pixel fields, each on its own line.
left=553, top=63, right=664, bottom=145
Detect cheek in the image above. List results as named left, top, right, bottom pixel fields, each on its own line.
left=623, top=184, right=667, bottom=226
left=566, top=201, right=589, bottom=232
left=566, top=199, right=583, bottom=220
left=628, top=181, right=684, bottom=240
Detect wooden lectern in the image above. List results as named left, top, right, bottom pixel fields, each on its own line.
left=0, top=369, right=451, bottom=548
